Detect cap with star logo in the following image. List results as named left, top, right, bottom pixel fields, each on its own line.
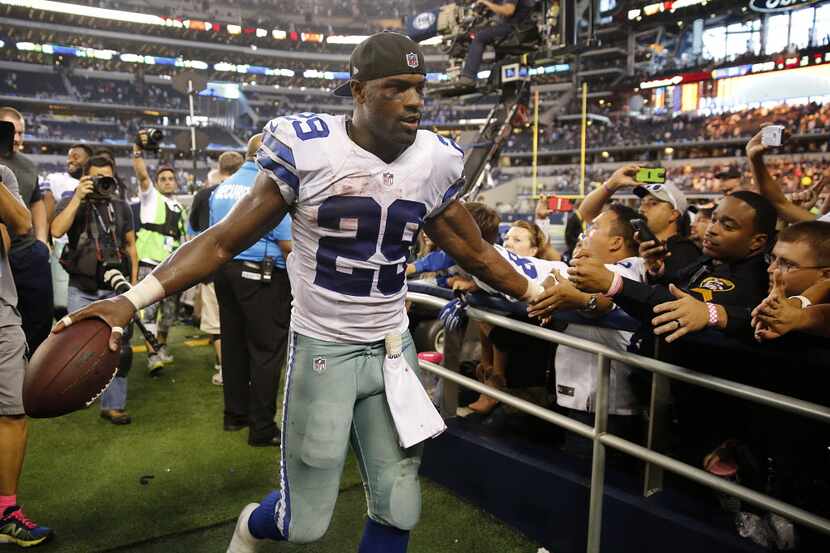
left=332, top=31, right=426, bottom=97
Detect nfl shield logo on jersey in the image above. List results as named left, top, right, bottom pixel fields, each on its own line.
left=312, top=356, right=327, bottom=374
left=406, top=52, right=419, bottom=68
left=383, top=172, right=394, bottom=187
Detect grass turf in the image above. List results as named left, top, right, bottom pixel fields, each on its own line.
left=16, top=326, right=537, bottom=553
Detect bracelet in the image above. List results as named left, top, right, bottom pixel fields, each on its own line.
left=132, top=151, right=144, bottom=159
left=788, top=295, right=812, bottom=308
left=603, top=272, right=623, bottom=298
left=706, top=302, right=719, bottom=327
left=122, top=274, right=166, bottom=310
left=603, top=182, right=614, bottom=195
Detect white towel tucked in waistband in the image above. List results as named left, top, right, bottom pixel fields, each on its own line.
left=383, top=333, right=447, bottom=449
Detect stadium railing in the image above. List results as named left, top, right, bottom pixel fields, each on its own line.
left=405, top=282, right=830, bottom=553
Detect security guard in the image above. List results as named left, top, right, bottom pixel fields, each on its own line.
left=210, top=134, right=292, bottom=447
left=132, top=133, right=187, bottom=374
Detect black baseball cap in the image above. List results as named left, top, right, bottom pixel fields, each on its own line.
left=333, top=31, right=426, bottom=97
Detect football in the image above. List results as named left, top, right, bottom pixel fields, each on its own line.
left=23, top=318, right=120, bottom=418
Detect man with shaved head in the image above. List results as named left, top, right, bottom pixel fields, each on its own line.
left=210, top=134, right=293, bottom=447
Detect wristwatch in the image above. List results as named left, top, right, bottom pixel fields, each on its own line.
left=584, top=294, right=600, bottom=312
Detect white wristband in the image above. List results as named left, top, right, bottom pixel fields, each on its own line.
left=788, top=295, right=812, bottom=309
left=122, top=274, right=166, bottom=310
left=522, top=281, right=545, bottom=302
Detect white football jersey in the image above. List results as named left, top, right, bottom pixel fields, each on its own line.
left=42, top=172, right=78, bottom=202
left=554, top=256, right=646, bottom=415
left=257, top=113, right=464, bottom=343
left=42, top=172, right=79, bottom=246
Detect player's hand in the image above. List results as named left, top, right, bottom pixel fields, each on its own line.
left=52, top=296, right=136, bottom=351
left=74, top=177, right=95, bottom=202
left=637, top=236, right=669, bottom=276
left=568, top=255, right=614, bottom=294
left=652, top=284, right=709, bottom=343
left=527, top=271, right=587, bottom=318
left=603, top=164, right=640, bottom=192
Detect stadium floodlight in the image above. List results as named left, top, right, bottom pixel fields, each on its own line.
left=326, top=35, right=369, bottom=45
left=1, top=0, right=170, bottom=26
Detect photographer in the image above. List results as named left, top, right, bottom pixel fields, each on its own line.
left=132, top=130, right=187, bottom=374
left=456, top=0, right=536, bottom=89
left=0, top=107, right=53, bottom=353
left=51, top=156, right=138, bottom=425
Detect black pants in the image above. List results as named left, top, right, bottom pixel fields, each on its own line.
left=9, top=240, right=54, bottom=355
left=214, top=261, right=292, bottom=440
left=462, top=22, right=514, bottom=78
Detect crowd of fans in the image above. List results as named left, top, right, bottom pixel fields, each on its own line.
left=408, top=125, right=830, bottom=551
left=504, top=158, right=830, bottom=204
left=503, top=102, right=830, bottom=153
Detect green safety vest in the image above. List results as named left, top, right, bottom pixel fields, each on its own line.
left=136, top=191, right=187, bottom=264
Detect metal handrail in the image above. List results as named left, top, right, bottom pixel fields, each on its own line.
left=408, top=292, right=830, bottom=424
left=407, top=291, right=830, bottom=553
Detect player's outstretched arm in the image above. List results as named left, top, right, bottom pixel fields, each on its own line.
left=54, top=172, right=289, bottom=349
left=424, top=201, right=539, bottom=302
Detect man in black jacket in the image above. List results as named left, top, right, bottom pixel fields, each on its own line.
left=562, top=190, right=775, bottom=343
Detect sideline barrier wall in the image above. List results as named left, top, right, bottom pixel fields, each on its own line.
left=406, top=284, right=830, bottom=553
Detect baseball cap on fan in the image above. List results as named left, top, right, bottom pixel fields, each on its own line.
left=633, top=182, right=688, bottom=214
left=332, top=31, right=426, bottom=97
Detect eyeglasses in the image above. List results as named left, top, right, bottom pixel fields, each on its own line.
left=765, top=253, right=828, bottom=273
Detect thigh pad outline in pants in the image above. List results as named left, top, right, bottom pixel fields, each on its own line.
left=278, top=333, right=358, bottom=544
left=350, top=338, right=423, bottom=531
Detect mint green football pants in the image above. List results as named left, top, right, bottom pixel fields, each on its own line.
left=273, top=330, right=424, bottom=543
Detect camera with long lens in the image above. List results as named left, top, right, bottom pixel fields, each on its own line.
left=87, top=175, right=118, bottom=202
left=104, top=268, right=131, bottom=294
left=136, top=128, right=164, bottom=151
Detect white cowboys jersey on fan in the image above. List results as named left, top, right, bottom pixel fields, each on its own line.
left=475, top=245, right=647, bottom=298
left=257, top=112, right=464, bottom=343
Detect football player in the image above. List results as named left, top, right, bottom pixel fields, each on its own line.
left=55, top=32, right=545, bottom=553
